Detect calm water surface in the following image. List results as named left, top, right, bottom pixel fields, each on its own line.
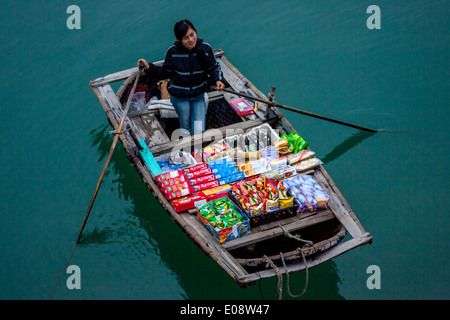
left=0, top=0, right=448, bottom=300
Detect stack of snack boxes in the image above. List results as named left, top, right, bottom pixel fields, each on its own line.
left=153, top=125, right=327, bottom=242
left=155, top=158, right=247, bottom=212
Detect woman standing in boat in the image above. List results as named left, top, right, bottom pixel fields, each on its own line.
left=138, top=19, right=225, bottom=136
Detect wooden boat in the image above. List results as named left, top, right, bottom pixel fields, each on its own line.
left=89, top=49, right=373, bottom=290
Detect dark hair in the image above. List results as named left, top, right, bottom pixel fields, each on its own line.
left=174, top=19, right=196, bottom=41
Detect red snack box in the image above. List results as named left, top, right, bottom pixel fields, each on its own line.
left=192, top=180, right=220, bottom=192
left=158, top=174, right=188, bottom=188
left=160, top=181, right=191, bottom=192
left=171, top=192, right=208, bottom=212
left=205, top=190, right=230, bottom=201
left=155, top=169, right=184, bottom=183
left=162, top=186, right=194, bottom=200
left=229, top=98, right=254, bottom=116
left=185, top=166, right=213, bottom=179
left=189, top=174, right=216, bottom=186
left=182, top=162, right=208, bottom=173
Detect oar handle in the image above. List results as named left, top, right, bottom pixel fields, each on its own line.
left=219, top=87, right=378, bottom=133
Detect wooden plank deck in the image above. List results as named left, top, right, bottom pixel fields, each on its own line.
left=222, top=210, right=335, bottom=250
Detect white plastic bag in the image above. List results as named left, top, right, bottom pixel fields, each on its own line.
left=129, top=92, right=146, bottom=112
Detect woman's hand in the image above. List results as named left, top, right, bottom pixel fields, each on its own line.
left=215, top=80, right=225, bottom=91
left=138, top=59, right=149, bottom=70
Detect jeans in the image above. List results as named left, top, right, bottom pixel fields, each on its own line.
left=170, top=94, right=206, bottom=136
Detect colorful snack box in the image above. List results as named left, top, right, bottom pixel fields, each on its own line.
left=158, top=174, right=188, bottom=188
left=171, top=191, right=208, bottom=212
left=197, top=197, right=250, bottom=243
left=229, top=98, right=254, bottom=117
left=201, top=184, right=232, bottom=201
left=162, top=186, right=195, bottom=200
left=192, top=180, right=220, bottom=192
left=155, top=169, right=185, bottom=184
left=207, top=156, right=235, bottom=166
left=188, top=173, right=216, bottom=186
left=268, top=157, right=287, bottom=171
left=259, top=146, right=279, bottom=160
left=160, top=180, right=191, bottom=192
left=237, top=158, right=269, bottom=172
left=209, top=162, right=237, bottom=173
left=182, top=162, right=209, bottom=173
left=204, top=190, right=230, bottom=201
left=184, top=166, right=213, bottom=179
left=214, top=168, right=240, bottom=179
left=218, top=172, right=245, bottom=185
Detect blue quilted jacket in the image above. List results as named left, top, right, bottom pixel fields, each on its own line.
left=144, top=39, right=223, bottom=98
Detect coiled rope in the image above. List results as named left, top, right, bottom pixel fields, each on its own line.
left=263, top=255, right=283, bottom=300
left=263, top=223, right=312, bottom=300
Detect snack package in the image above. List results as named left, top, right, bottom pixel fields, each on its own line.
left=182, top=162, right=209, bottom=173
left=214, top=168, right=240, bottom=179
left=273, top=138, right=291, bottom=155
left=230, top=176, right=295, bottom=215
left=261, top=165, right=297, bottom=180
left=157, top=174, right=188, bottom=188
left=259, top=146, right=279, bottom=161
left=292, top=157, right=322, bottom=172
left=207, top=156, right=235, bottom=166
left=275, top=132, right=309, bottom=155
left=155, top=169, right=185, bottom=184
left=201, top=184, right=231, bottom=200
left=184, top=166, right=213, bottom=179
left=268, top=157, right=287, bottom=171
left=287, top=150, right=316, bottom=165
left=208, top=147, right=242, bottom=162
left=192, top=180, right=220, bottom=192
left=188, top=174, right=217, bottom=186
left=237, top=158, right=270, bottom=174
left=197, top=197, right=250, bottom=243
left=202, top=142, right=230, bottom=162
left=218, top=172, right=245, bottom=185
left=229, top=98, right=254, bottom=116
left=171, top=192, right=208, bottom=212
left=282, top=175, right=330, bottom=211
left=160, top=181, right=191, bottom=192
left=281, top=132, right=308, bottom=154
left=163, top=186, right=195, bottom=200
left=210, top=162, right=238, bottom=174
left=232, top=150, right=260, bottom=160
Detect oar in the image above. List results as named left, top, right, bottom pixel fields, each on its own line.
left=221, top=87, right=419, bottom=134
left=76, top=64, right=144, bottom=244
left=50, top=63, right=144, bottom=299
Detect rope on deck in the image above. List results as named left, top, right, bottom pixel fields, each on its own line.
left=263, top=255, right=283, bottom=300
left=262, top=222, right=312, bottom=299
left=277, top=222, right=310, bottom=298
left=281, top=249, right=308, bottom=298
left=277, top=221, right=314, bottom=247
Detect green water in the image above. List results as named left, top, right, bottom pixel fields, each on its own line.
left=0, top=0, right=448, bottom=300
